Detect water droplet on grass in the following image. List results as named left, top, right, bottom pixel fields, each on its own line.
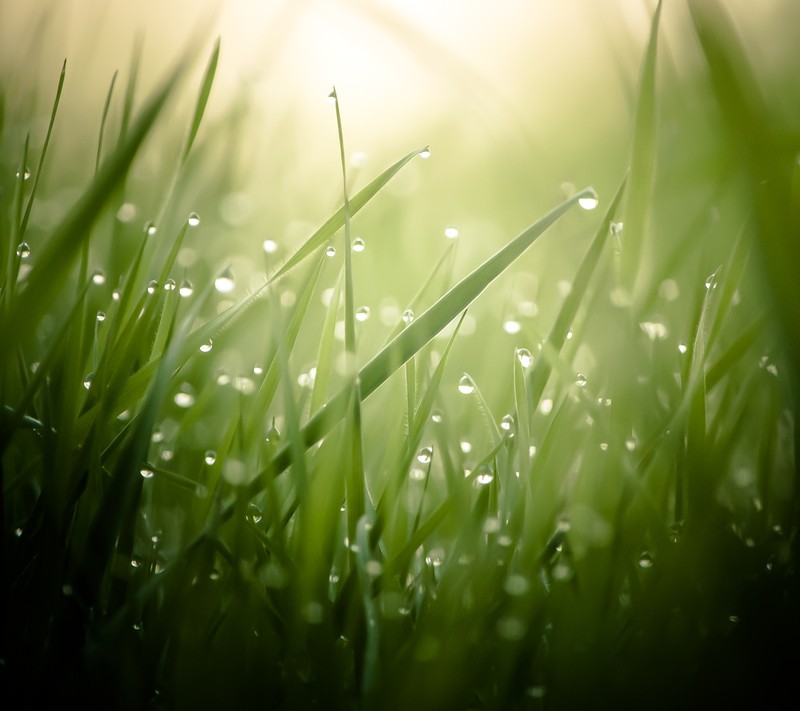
left=460, top=439, right=472, bottom=454
left=625, top=435, right=637, bottom=452
left=476, top=467, right=494, bottom=486
left=431, top=411, right=443, bottom=423
left=704, top=271, right=718, bottom=289
left=539, top=398, right=553, bottom=415
left=325, top=245, right=336, bottom=257
left=678, top=342, right=688, bottom=354
left=140, top=466, right=154, bottom=479
left=246, top=503, right=263, bottom=524
left=179, top=280, right=194, bottom=297
left=92, top=271, right=106, bottom=285
left=444, top=226, right=459, bottom=239
left=503, top=318, right=521, bottom=334
left=566, top=329, right=574, bottom=340
left=199, top=339, right=213, bottom=353
left=116, top=203, right=137, bottom=222
left=355, top=306, right=370, bottom=322
left=96, top=311, right=106, bottom=322
left=164, top=279, right=176, bottom=292
left=16, top=166, right=31, bottom=180
left=204, top=450, right=217, bottom=465
left=215, top=268, right=235, bottom=293
left=262, top=239, right=278, bottom=254
left=144, top=221, right=157, bottom=236
left=16, top=242, right=31, bottom=258
left=578, top=190, right=599, bottom=210
left=610, top=221, right=623, bottom=237
left=352, top=237, right=365, bottom=252
left=327, top=90, right=337, bottom=104
left=187, top=212, right=200, bottom=227
left=174, top=385, right=196, bottom=408
left=417, top=446, right=433, bottom=464
left=402, top=309, right=414, bottom=324
left=458, top=374, right=475, bottom=394
left=420, top=146, right=431, bottom=159
left=501, top=414, right=515, bottom=432
left=147, top=280, right=158, bottom=294
left=638, top=551, right=654, bottom=568
left=575, top=373, right=588, bottom=387
left=83, top=373, right=94, bottom=390
left=516, top=348, right=533, bottom=368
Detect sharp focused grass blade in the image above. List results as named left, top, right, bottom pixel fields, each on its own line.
left=182, top=37, right=220, bottom=162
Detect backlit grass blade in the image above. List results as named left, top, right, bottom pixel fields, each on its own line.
left=310, top=267, right=344, bottom=414
left=270, top=145, right=426, bottom=283
left=19, top=59, right=66, bottom=240
left=528, top=175, right=627, bottom=410
left=248, top=188, right=593, bottom=490
left=182, top=37, right=220, bottom=162
left=621, top=0, right=662, bottom=300
left=95, top=70, right=118, bottom=173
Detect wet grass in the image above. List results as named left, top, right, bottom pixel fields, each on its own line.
left=2, top=2, right=799, bottom=708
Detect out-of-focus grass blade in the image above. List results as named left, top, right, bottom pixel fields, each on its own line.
left=310, top=267, right=344, bottom=414
left=1, top=58, right=185, bottom=367
left=621, top=0, right=662, bottom=300
left=182, top=37, right=219, bottom=162
left=688, top=0, right=800, bottom=372
left=248, top=188, right=593, bottom=490
left=95, top=70, right=118, bottom=173
left=19, top=59, right=66, bottom=239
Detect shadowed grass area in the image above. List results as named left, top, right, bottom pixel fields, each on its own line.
left=1, top=3, right=799, bottom=709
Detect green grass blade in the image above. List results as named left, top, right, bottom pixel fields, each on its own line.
left=269, top=145, right=426, bottom=283
left=310, top=267, right=344, bottom=414
left=19, top=59, right=66, bottom=240
left=621, top=0, right=662, bottom=300
left=182, top=37, right=220, bottom=163
left=95, top=70, right=118, bottom=173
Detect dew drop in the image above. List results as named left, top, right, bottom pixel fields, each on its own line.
left=578, top=189, right=599, bottom=210
left=417, top=446, right=433, bottom=464
left=355, top=306, right=370, bottom=322
left=352, top=237, right=365, bottom=252
left=164, top=278, right=177, bottom=292
left=599, top=442, right=609, bottom=451
left=187, top=212, right=201, bottom=227
left=16, top=166, right=31, bottom=180
left=144, top=221, right=157, bottom=236
left=96, top=311, right=106, bottom=322
left=638, top=551, right=654, bottom=569
left=246, top=503, right=263, bottom=524
left=325, top=245, right=336, bottom=257
left=199, top=339, right=213, bottom=353
left=575, top=373, right=588, bottom=388
left=420, top=146, right=431, bottom=159
left=116, top=203, right=137, bottom=222
left=204, top=450, right=217, bottom=465
left=140, top=466, right=155, bottom=479
left=431, top=411, right=443, bottom=423
left=678, top=342, right=688, bottom=354
left=112, top=289, right=121, bottom=301
left=476, top=467, right=494, bottom=486
left=16, top=242, right=31, bottom=259
left=179, top=280, right=194, bottom=298
left=625, top=435, right=637, bottom=452
left=83, top=373, right=93, bottom=390
left=566, top=329, right=574, bottom=340
left=516, top=348, right=533, bottom=368
left=503, top=318, right=522, bottom=334
left=704, top=272, right=718, bottom=290
left=460, top=439, right=472, bottom=454
left=539, top=398, right=553, bottom=415
left=609, top=221, right=623, bottom=237
left=147, top=280, right=158, bottom=294
left=458, top=374, right=475, bottom=395
left=174, top=385, right=196, bottom=408
left=214, top=268, right=235, bottom=293
left=327, top=90, right=337, bottom=104
left=500, top=414, right=515, bottom=432
left=92, top=271, right=107, bottom=285
left=444, top=226, right=459, bottom=239
left=262, top=239, right=278, bottom=254
left=402, top=309, right=415, bottom=324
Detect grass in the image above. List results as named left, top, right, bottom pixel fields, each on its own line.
left=2, top=2, right=799, bottom=709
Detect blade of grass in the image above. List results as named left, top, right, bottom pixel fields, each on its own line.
left=19, top=59, right=66, bottom=240
left=95, top=70, right=118, bottom=173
